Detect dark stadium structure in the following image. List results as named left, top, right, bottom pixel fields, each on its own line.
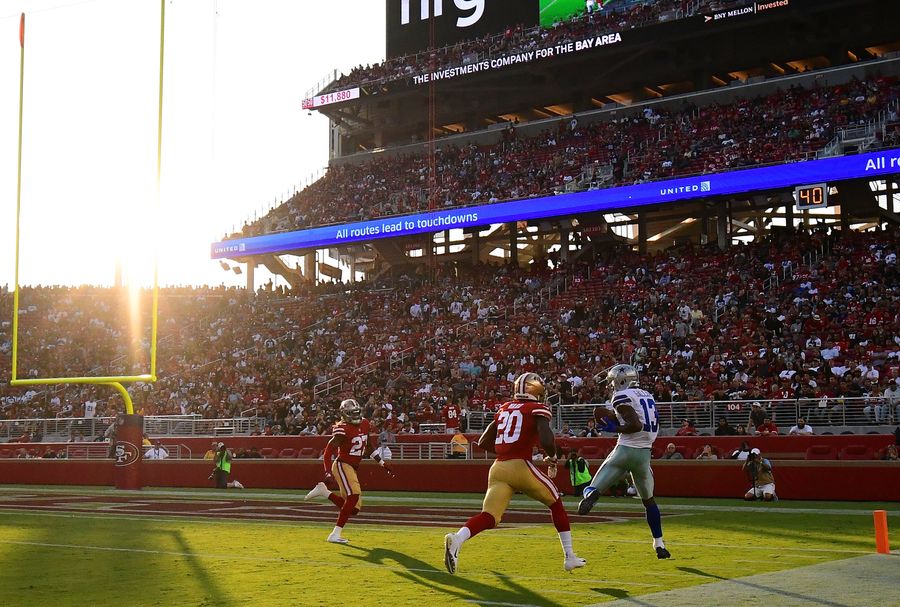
left=212, top=0, right=900, bottom=289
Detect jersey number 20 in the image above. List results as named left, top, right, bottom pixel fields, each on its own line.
left=639, top=398, right=659, bottom=433
left=495, top=410, right=523, bottom=445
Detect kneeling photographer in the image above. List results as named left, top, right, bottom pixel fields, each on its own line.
left=742, top=447, right=777, bottom=501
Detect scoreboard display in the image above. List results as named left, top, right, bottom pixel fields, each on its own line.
left=386, top=0, right=539, bottom=58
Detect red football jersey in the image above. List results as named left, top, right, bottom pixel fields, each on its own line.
left=493, top=400, right=552, bottom=461
left=332, top=418, right=371, bottom=468
left=443, top=404, right=461, bottom=429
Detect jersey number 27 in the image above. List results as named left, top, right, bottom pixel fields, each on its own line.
left=349, top=434, right=367, bottom=456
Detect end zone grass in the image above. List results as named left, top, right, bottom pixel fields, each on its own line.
left=540, top=0, right=589, bottom=27
left=0, top=487, right=896, bottom=606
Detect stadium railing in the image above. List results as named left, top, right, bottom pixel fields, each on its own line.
left=382, top=442, right=461, bottom=460
left=0, top=416, right=261, bottom=442
left=555, top=397, right=900, bottom=434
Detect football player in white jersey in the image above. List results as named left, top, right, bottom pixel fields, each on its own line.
left=577, top=364, right=671, bottom=559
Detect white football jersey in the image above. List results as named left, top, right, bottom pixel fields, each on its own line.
left=612, top=388, right=659, bottom=449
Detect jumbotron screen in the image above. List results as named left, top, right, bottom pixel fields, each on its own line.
left=386, top=0, right=594, bottom=58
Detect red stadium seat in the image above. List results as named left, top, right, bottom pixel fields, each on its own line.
left=297, top=447, right=320, bottom=459
left=0, top=449, right=12, bottom=458
left=805, top=445, right=837, bottom=460
left=838, top=445, right=874, bottom=461
left=579, top=445, right=609, bottom=460
left=278, top=448, right=296, bottom=459
left=259, top=447, right=278, bottom=459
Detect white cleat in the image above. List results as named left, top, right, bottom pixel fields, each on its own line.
left=564, top=554, right=587, bottom=572
left=231, top=480, right=244, bottom=489
left=326, top=533, right=349, bottom=544
left=305, top=482, right=330, bottom=501
left=444, top=533, right=461, bottom=574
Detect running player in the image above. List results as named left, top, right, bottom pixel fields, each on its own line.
left=304, top=398, right=394, bottom=544
left=578, top=364, right=671, bottom=559
left=443, top=372, right=586, bottom=574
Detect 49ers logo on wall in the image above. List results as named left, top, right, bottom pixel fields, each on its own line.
left=114, top=441, right=140, bottom=467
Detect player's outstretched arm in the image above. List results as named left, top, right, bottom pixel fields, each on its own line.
left=536, top=417, right=559, bottom=476
left=477, top=421, right=498, bottom=453
left=365, top=442, right=395, bottom=477
left=322, top=434, right=345, bottom=481
left=536, top=417, right=559, bottom=458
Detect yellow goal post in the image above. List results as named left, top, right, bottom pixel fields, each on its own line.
left=8, top=2, right=167, bottom=415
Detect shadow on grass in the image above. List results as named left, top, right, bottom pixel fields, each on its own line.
left=676, top=566, right=851, bottom=607
left=592, top=587, right=630, bottom=599
left=167, top=529, right=231, bottom=607
left=0, top=515, right=230, bottom=607
left=344, top=544, right=564, bottom=607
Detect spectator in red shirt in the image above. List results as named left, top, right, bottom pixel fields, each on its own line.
left=442, top=401, right=462, bottom=434
left=675, top=419, right=697, bottom=436
left=756, top=417, right=779, bottom=436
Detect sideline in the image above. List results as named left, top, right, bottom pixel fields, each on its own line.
left=0, top=486, right=896, bottom=516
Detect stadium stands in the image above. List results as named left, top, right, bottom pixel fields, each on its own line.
left=2, top=224, right=897, bottom=456
left=233, top=75, right=900, bottom=238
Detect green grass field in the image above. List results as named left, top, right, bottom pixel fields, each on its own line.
left=540, top=0, right=608, bottom=27
left=0, top=487, right=896, bottom=607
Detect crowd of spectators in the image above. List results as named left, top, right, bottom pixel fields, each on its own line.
left=320, top=0, right=748, bottom=94
left=234, top=76, right=900, bottom=238
left=2, top=224, right=898, bottom=442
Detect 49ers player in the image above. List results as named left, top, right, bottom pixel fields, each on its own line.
left=304, top=398, right=394, bottom=544
left=444, top=373, right=586, bottom=574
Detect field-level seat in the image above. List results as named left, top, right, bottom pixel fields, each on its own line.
left=838, top=445, right=874, bottom=460
left=805, top=445, right=838, bottom=460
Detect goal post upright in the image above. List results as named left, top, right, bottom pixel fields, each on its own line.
left=10, top=13, right=25, bottom=390
left=8, top=2, right=168, bottom=489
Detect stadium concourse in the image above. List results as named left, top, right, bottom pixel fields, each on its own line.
left=227, top=75, right=900, bottom=238
left=1, top=226, right=898, bottom=445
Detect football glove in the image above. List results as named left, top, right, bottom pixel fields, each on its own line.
left=598, top=417, right=620, bottom=433
left=543, top=455, right=558, bottom=479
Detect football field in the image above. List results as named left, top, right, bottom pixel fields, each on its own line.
left=540, top=0, right=592, bottom=27
left=0, top=486, right=896, bottom=607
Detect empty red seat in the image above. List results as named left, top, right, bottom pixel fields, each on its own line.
left=0, top=449, right=12, bottom=458
left=278, top=448, right=296, bottom=458
left=297, top=447, right=319, bottom=459
left=805, top=445, right=837, bottom=460
left=259, top=447, right=278, bottom=459
left=838, top=445, right=874, bottom=461
left=580, top=445, right=609, bottom=459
